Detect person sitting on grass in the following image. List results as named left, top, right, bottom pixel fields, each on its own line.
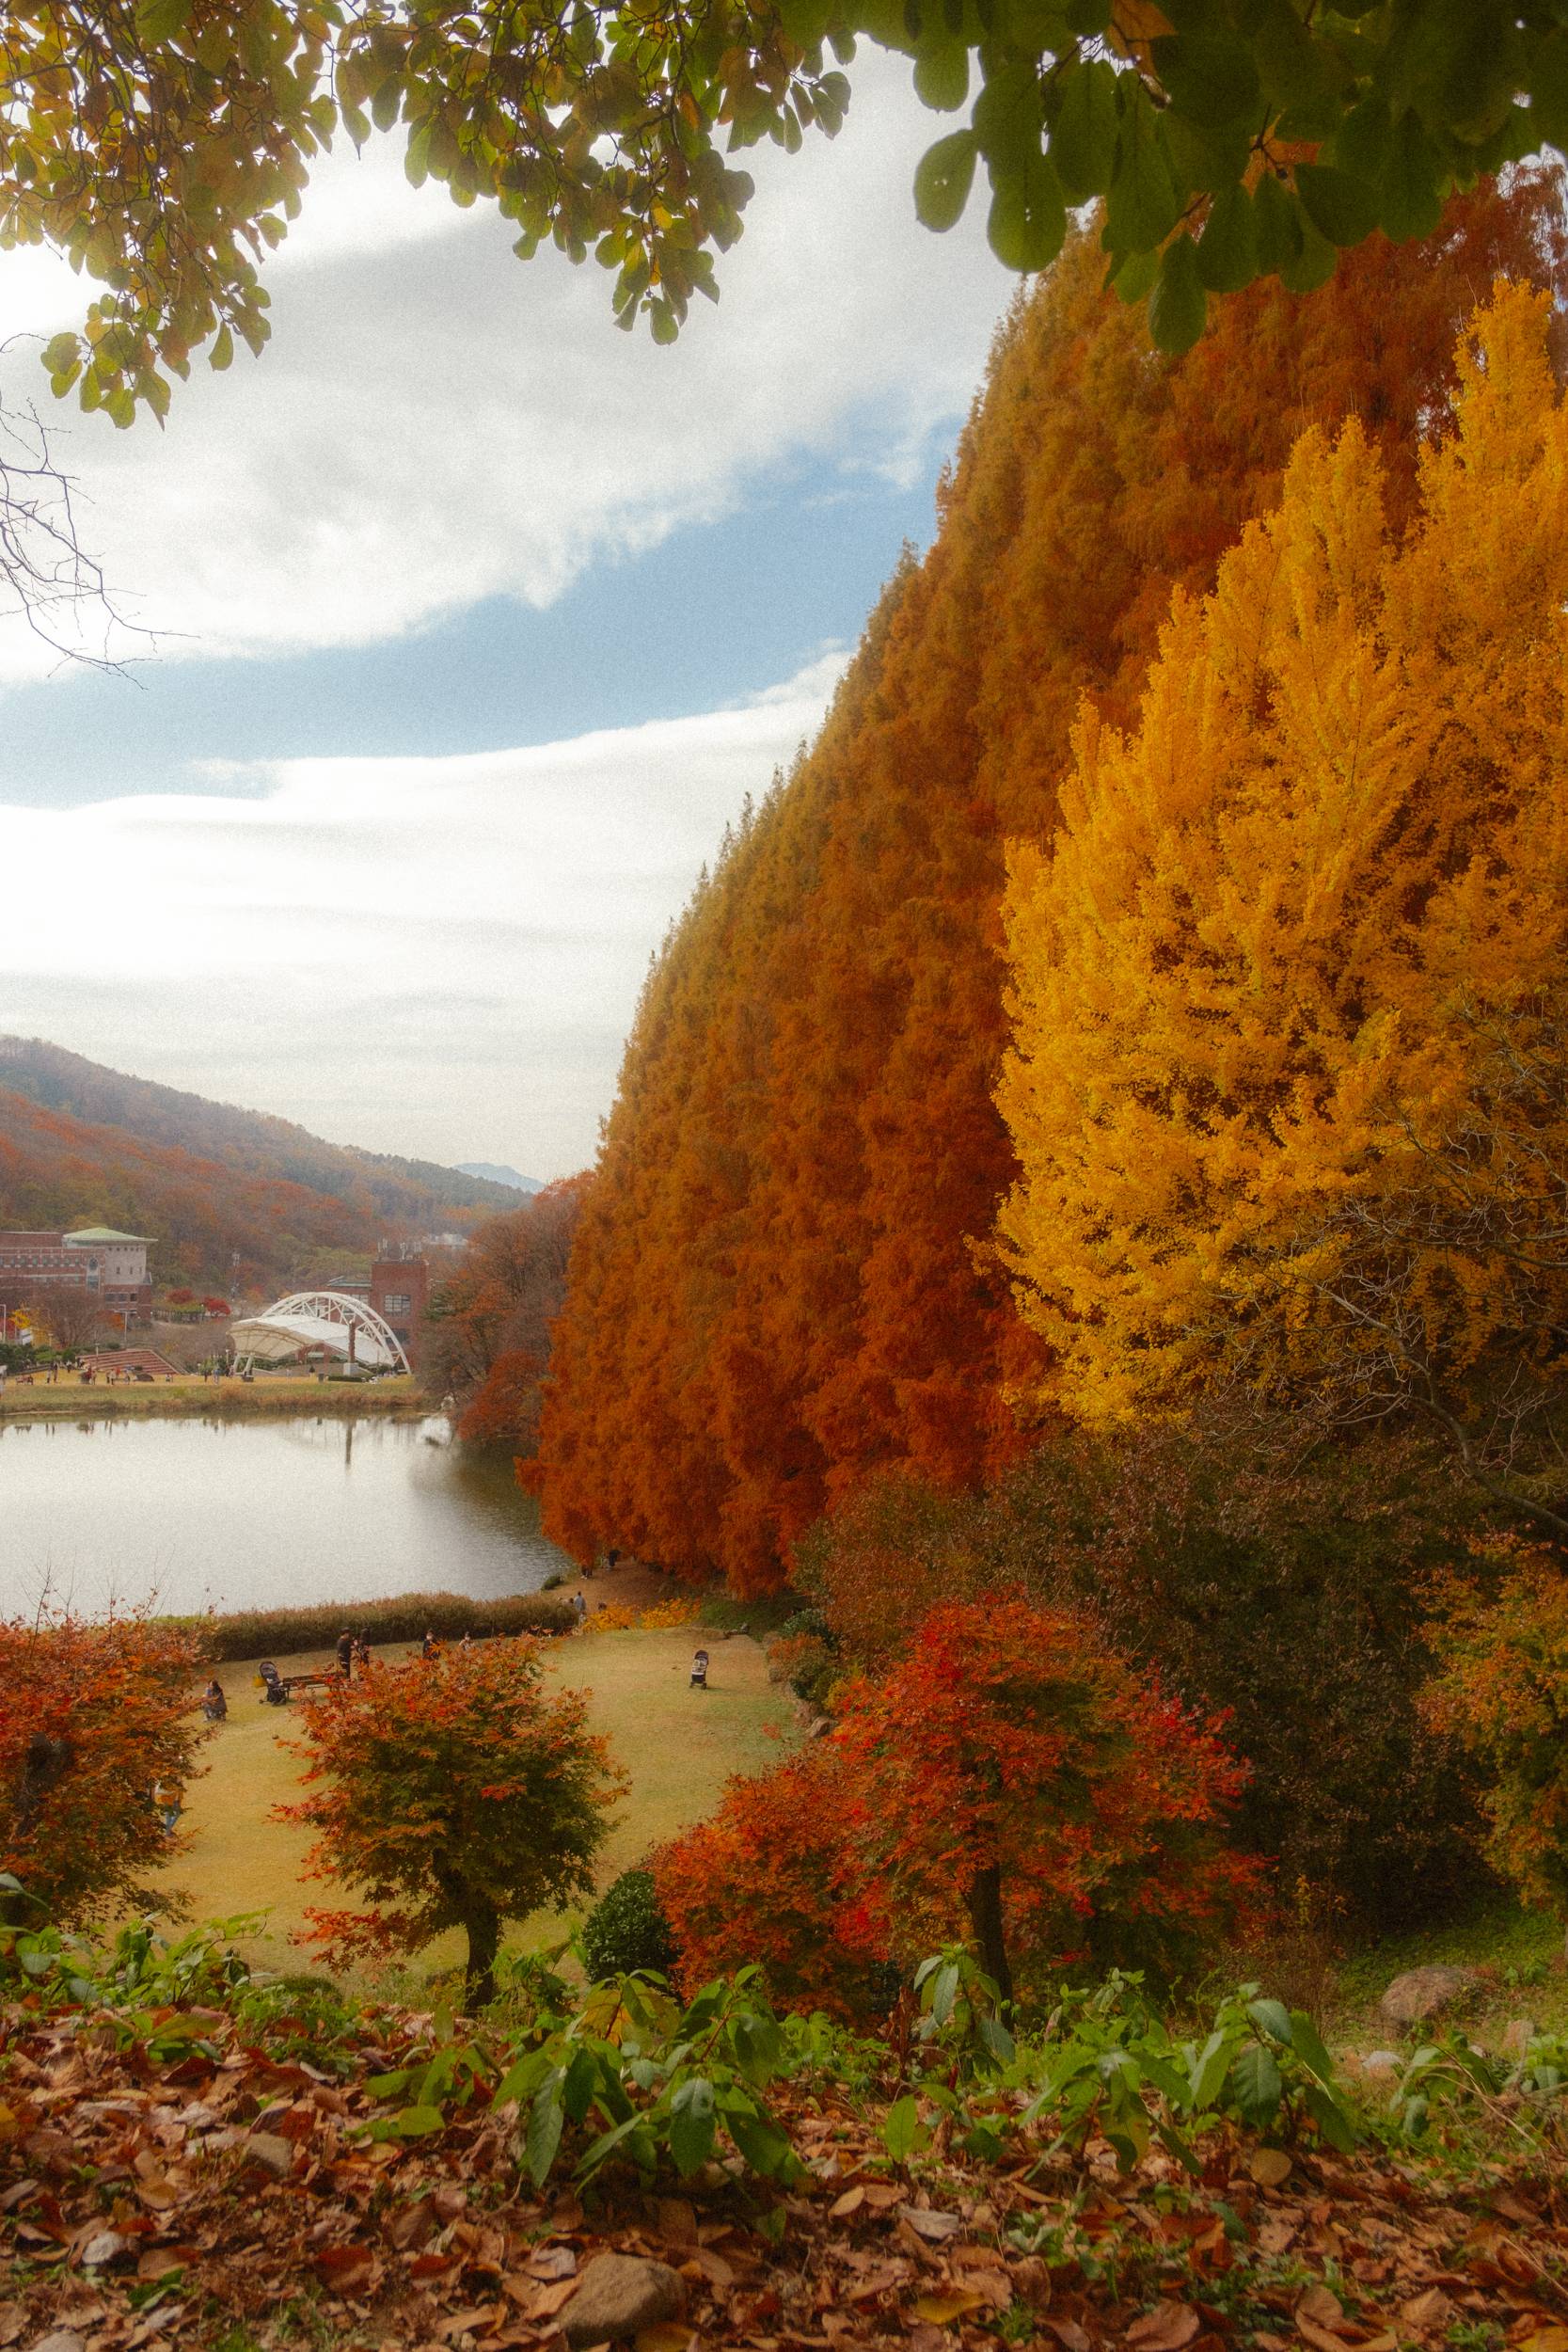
left=201, top=1677, right=228, bottom=1723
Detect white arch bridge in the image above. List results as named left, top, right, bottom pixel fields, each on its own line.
left=228, top=1291, right=410, bottom=1375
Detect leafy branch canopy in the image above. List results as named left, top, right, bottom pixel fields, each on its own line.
left=6, top=0, right=1568, bottom=426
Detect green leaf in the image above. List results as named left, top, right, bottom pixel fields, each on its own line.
left=1295, top=163, right=1380, bottom=248
left=913, top=129, right=978, bottom=230
left=1148, top=233, right=1207, bottom=355
left=391, top=2104, right=446, bottom=2137
left=135, top=0, right=192, bottom=42
left=525, top=2079, right=564, bottom=2186
left=972, top=61, right=1041, bottom=174
left=1332, top=89, right=1393, bottom=183
left=668, top=2076, right=716, bottom=2176
left=1528, top=27, right=1568, bottom=148
left=987, top=151, right=1065, bottom=273
left=1245, top=1998, right=1294, bottom=2048
left=1252, top=169, right=1304, bottom=277
left=724, top=2103, right=793, bottom=2178
left=880, top=2092, right=921, bottom=2161
left=929, top=1961, right=959, bottom=2026
left=1227, top=2041, right=1284, bottom=2130
left=778, top=0, right=833, bottom=45
left=370, top=74, right=403, bottom=133
left=1277, top=209, right=1337, bottom=294
left=1286, top=2010, right=1338, bottom=2086
left=914, top=43, right=968, bottom=111
left=1107, top=247, right=1160, bottom=305
left=1252, top=0, right=1328, bottom=113
left=1105, top=98, right=1180, bottom=252
left=1303, top=2082, right=1358, bottom=2155
left=1379, top=110, right=1444, bottom=242
left=209, top=325, right=235, bottom=372
left=1051, top=59, right=1118, bottom=202
left=1195, top=182, right=1256, bottom=293
left=1151, top=31, right=1260, bottom=131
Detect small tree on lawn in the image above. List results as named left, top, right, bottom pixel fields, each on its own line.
left=0, top=1612, right=210, bottom=1925
left=282, top=1641, right=626, bottom=2008
left=1422, top=1548, right=1568, bottom=1948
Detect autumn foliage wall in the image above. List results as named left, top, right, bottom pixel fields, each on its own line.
left=536, top=178, right=1567, bottom=1594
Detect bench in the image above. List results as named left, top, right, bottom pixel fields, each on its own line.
left=257, top=1660, right=338, bottom=1706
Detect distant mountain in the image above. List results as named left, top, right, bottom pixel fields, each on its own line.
left=0, top=1037, right=524, bottom=1294
left=455, top=1163, right=542, bottom=1194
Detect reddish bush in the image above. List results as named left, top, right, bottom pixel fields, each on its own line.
left=657, top=1599, right=1259, bottom=2012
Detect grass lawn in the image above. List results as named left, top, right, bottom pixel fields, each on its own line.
left=1326, top=1897, right=1568, bottom=2051
left=155, top=1628, right=797, bottom=1990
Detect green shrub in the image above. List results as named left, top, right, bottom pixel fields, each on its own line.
left=156, top=1589, right=575, bottom=1662
left=580, top=1867, right=677, bottom=1981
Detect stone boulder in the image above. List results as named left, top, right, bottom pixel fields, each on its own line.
left=1377, top=1964, right=1476, bottom=2030
left=562, top=2252, right=687, bottom=2347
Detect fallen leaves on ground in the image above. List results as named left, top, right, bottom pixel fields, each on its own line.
left=2, top=1999, right=1566, bottom=2352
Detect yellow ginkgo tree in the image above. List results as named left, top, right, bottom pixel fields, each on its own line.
left=996, top=280, right=1568, bottom=1534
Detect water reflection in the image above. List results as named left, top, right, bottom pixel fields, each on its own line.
left=0, top=1412, right=571, bottom=1620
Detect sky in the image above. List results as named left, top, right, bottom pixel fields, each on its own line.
left=0, top=63, right=1011, bottom=1178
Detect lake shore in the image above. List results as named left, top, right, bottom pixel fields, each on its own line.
left=0, top=1371, right=429, bottom=1422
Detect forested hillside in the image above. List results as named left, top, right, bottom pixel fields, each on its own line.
left=0, top=1041, right=519, bottom=1294
left=0, top=1038, right=518, bottom=1220
left=534, top=174, right=1568, bottom=1594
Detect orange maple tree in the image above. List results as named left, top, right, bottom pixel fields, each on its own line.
left=280, top=1640, right=626, bottom=2007
left=0, top=1613, right=209, bottom=1924
left=536, top=176, right=1568, bottom=1594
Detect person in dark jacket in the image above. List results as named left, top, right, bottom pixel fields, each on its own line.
left=336, top=1629, right=354, bottom=1677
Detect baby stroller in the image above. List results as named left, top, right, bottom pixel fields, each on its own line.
left=258, top=1661, right=289, bottom=1707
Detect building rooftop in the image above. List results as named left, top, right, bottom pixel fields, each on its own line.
left=64, top=1227, right=154, bottom=1245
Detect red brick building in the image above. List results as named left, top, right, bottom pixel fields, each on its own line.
left=370, top=1248, right=429, bottom=1369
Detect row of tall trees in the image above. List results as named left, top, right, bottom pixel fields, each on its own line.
left=535, top=173, right=1568, bottom=1594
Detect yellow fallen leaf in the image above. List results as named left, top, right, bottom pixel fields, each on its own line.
left=1517, top=2333, right=1568, bottom=2352
left=1248, top=2148, right=1292, bottom=2188
left=831, top=2185, right=866, bottom=2217
left=635, top=2328, right=693, bottom=2352
left=913, top=2289, right=989, bottom=2325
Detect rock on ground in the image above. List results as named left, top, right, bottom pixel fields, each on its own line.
left=1378, top=1964, right=1476, bottom=2029
left=562, top=2252, right=687, bottom=2347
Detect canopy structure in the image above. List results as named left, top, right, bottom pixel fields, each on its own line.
left=229, top=1291, right=410, bottom=1375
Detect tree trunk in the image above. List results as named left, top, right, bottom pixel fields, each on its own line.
left=460, top=1894, right=501, bottom=2011
left=965, top=1863, right=1013, bottom=2007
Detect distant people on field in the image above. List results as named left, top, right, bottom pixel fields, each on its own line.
left=152, top=1780, right=182, bottom=1837
left=421, top=1629, right=438, bottom=1660
left=201, top=1678, right=228, bottom=1723
left=573, top=1592, right=588, bottom=1625
left=354, top=1629, right=371, bottom=1671
left=336, top=1629, right=354, bottom=1677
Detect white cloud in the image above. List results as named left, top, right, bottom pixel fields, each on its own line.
left=0, top=58, right=1005, bottom=678
left=0, top=654, right=845, bottom=1173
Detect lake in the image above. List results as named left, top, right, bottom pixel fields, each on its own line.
left=0, top=1412, right=573, bottom=1620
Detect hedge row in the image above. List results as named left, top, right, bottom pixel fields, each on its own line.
left=163, top=1590, right=577, bottom=1663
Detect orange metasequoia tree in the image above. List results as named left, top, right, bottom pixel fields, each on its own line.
left=998, top=282, right=1568, bottom=1535
left=538, top=179, right=1568, bottom=1593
